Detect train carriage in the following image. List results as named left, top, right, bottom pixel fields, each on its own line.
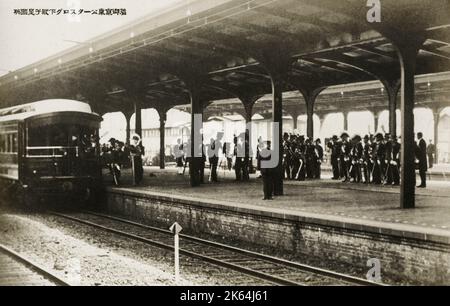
left=0, top=99, right=103, bottom=206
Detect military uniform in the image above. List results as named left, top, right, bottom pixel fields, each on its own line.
left=362, top=136, right=372, bottom=184
left=259, top=142, right=274, bottom=200
left=350, top=136, right=363, bottom=183
left=340, top=133, right=351, bottom=182
left=328, top=136, right=340, bottom=180
left=371, top=134, right=385, bottom=185
left=314, top=139, right=324, bottom=179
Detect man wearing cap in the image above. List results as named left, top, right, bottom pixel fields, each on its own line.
left=314, top=138, right=324, bottom=179
left=305, top=138, right=315, bottom=179
left=362, top=135, right=372, bottom=184
left=327, top=135, right=340, bottom=180
left=259, top=141, right=274, bottom=200
left=282, top=133, right=293, bottom=179
left=340, top=133, right=351, bottom=182
left=384, top=134, right=393, bottom=185
left=350, top=135, right=363, bottom=183
left=416, top=132, right=428, bottom=188
left=129, top=135, right=144, bottom=185
left=295, top=136, right=307, bottom=181
left=391, top=136, right=401, bottom=186
left=372, top=133, right=385, bottom=185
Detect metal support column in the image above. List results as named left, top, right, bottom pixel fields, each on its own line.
left=188, top=86, right=203, bottom=187
left=134, top=102, right=142, bottom=138
left=271, top=76, right=284, bottom=196
left=386, top=82, right=400, bottom=137
left=159, top=110, right=167, bottom=170
left=300, top=87, right=325, bottom=140
left=343, top=111, right=349, bottom=132
left=373, top=111, right=379, bottom=133
left=396, top=38, right=425, bottom=209
left=124, top=112, right=132, bottom=145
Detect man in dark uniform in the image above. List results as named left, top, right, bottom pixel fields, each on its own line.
left=391, top=136, right=401, bottom=186
left=327, top=135, right=340, bottom=180
left=208, top=137, right=219, bottom=182
left=305, top=138, right=315, bottom=179
left=350, top=135, right=363, bottom=183
left=340, top=133, right=351, bottom=182
left=295, top=136, right=307, bottom=181
left=233, top=135, right=242, bottom=181
left=282, top=133, right=293, bottom=179
left=362, top=135, right=372, bottom=184
left=416, top=132, right=428, bottom=188
left=384, top=134, right=393, bottom=185
left=290, top=135, right=299, bottom=180
left=372, top=133, right=385, bottom=185
left=129, top=135, right=144, bottom=185
left=259, top=140, right=274, bottom=200
left=242, top=131, right=250, bottom=181
left=314, top=138, right=324, bottom=179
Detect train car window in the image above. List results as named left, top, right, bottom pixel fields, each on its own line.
left=0, top=132, right=18, bottom=153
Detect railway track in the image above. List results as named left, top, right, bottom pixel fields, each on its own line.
left=50, top=211, right=385, bottom=286
left=0, top=244, right=70, bottom=286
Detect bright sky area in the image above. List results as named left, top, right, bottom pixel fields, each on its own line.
left=0, top=1, right=448, bottom=146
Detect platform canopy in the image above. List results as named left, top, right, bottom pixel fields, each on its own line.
left=0, top=0, right=449, bottom=115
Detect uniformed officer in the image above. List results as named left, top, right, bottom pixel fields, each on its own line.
left=416, top=132, right=428, bottom=188
left=371, top=133, right=385, bottom=185
left=383, top=134, right=393, bottom=185
left=390, top=136, right=401, bottom=186
left=305, top=138, right=316, bottom=179
left=350, top=135, right=363, bottom=183
left=340, top=133, right=351, bottom=182
left=362, top=135, right=372, bottom=184
left=295, top=136, right=306, bottom=181
left=282, top=133, right=293, bottom=179
left=327, top=135, right=340, bottom=180
left=259, top=140, right=274, bottom=200
left=129, top=135, right=144, bottom=186
left=314, top=138, right=324, bottom=179
left=208, top=137, right=219, bottom=182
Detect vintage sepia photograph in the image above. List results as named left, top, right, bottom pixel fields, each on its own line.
left=0, top=0, right=449, bottom=293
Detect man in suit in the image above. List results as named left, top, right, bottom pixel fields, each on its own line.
left=416, top=132, right=428, bottom=188
left=259, top=141, right=274, bottom=200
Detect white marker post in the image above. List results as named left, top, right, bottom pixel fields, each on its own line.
left=169, top=222, right=183, bottom=283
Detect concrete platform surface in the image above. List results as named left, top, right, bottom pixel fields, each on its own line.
left=104, top=167, right=450, bottom=239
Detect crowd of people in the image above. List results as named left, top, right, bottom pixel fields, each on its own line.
left=101, top=128, right=434, bottom=200
left=325, top=131, right=431, bottom=188
left=326, top=132, right=401, bottom=186
left=100, top=135, right=144, bottom=186
left=279, top=133, right=324, bottom=181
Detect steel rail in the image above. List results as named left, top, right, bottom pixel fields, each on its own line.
left=51, top=211, right=385, bottom=286
left=0, top=243, right=70, bottom=286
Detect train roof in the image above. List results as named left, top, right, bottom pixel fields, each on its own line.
left=0, top=99, right=97, bottom=123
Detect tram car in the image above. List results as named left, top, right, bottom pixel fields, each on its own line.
left=0, top=99, right=103, bottom=205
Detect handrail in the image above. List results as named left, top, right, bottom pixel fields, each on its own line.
left=26, top=146, right=79, bottom=157
left=26, top=146, right=78, bottom=150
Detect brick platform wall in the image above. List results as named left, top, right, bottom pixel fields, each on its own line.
left=106, top=190, right=450, bottom=285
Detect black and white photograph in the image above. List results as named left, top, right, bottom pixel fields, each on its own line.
left=0, top=0, right=449, bottom=293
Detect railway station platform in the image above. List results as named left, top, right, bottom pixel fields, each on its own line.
left=102, top=167, right=450, bottom=285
